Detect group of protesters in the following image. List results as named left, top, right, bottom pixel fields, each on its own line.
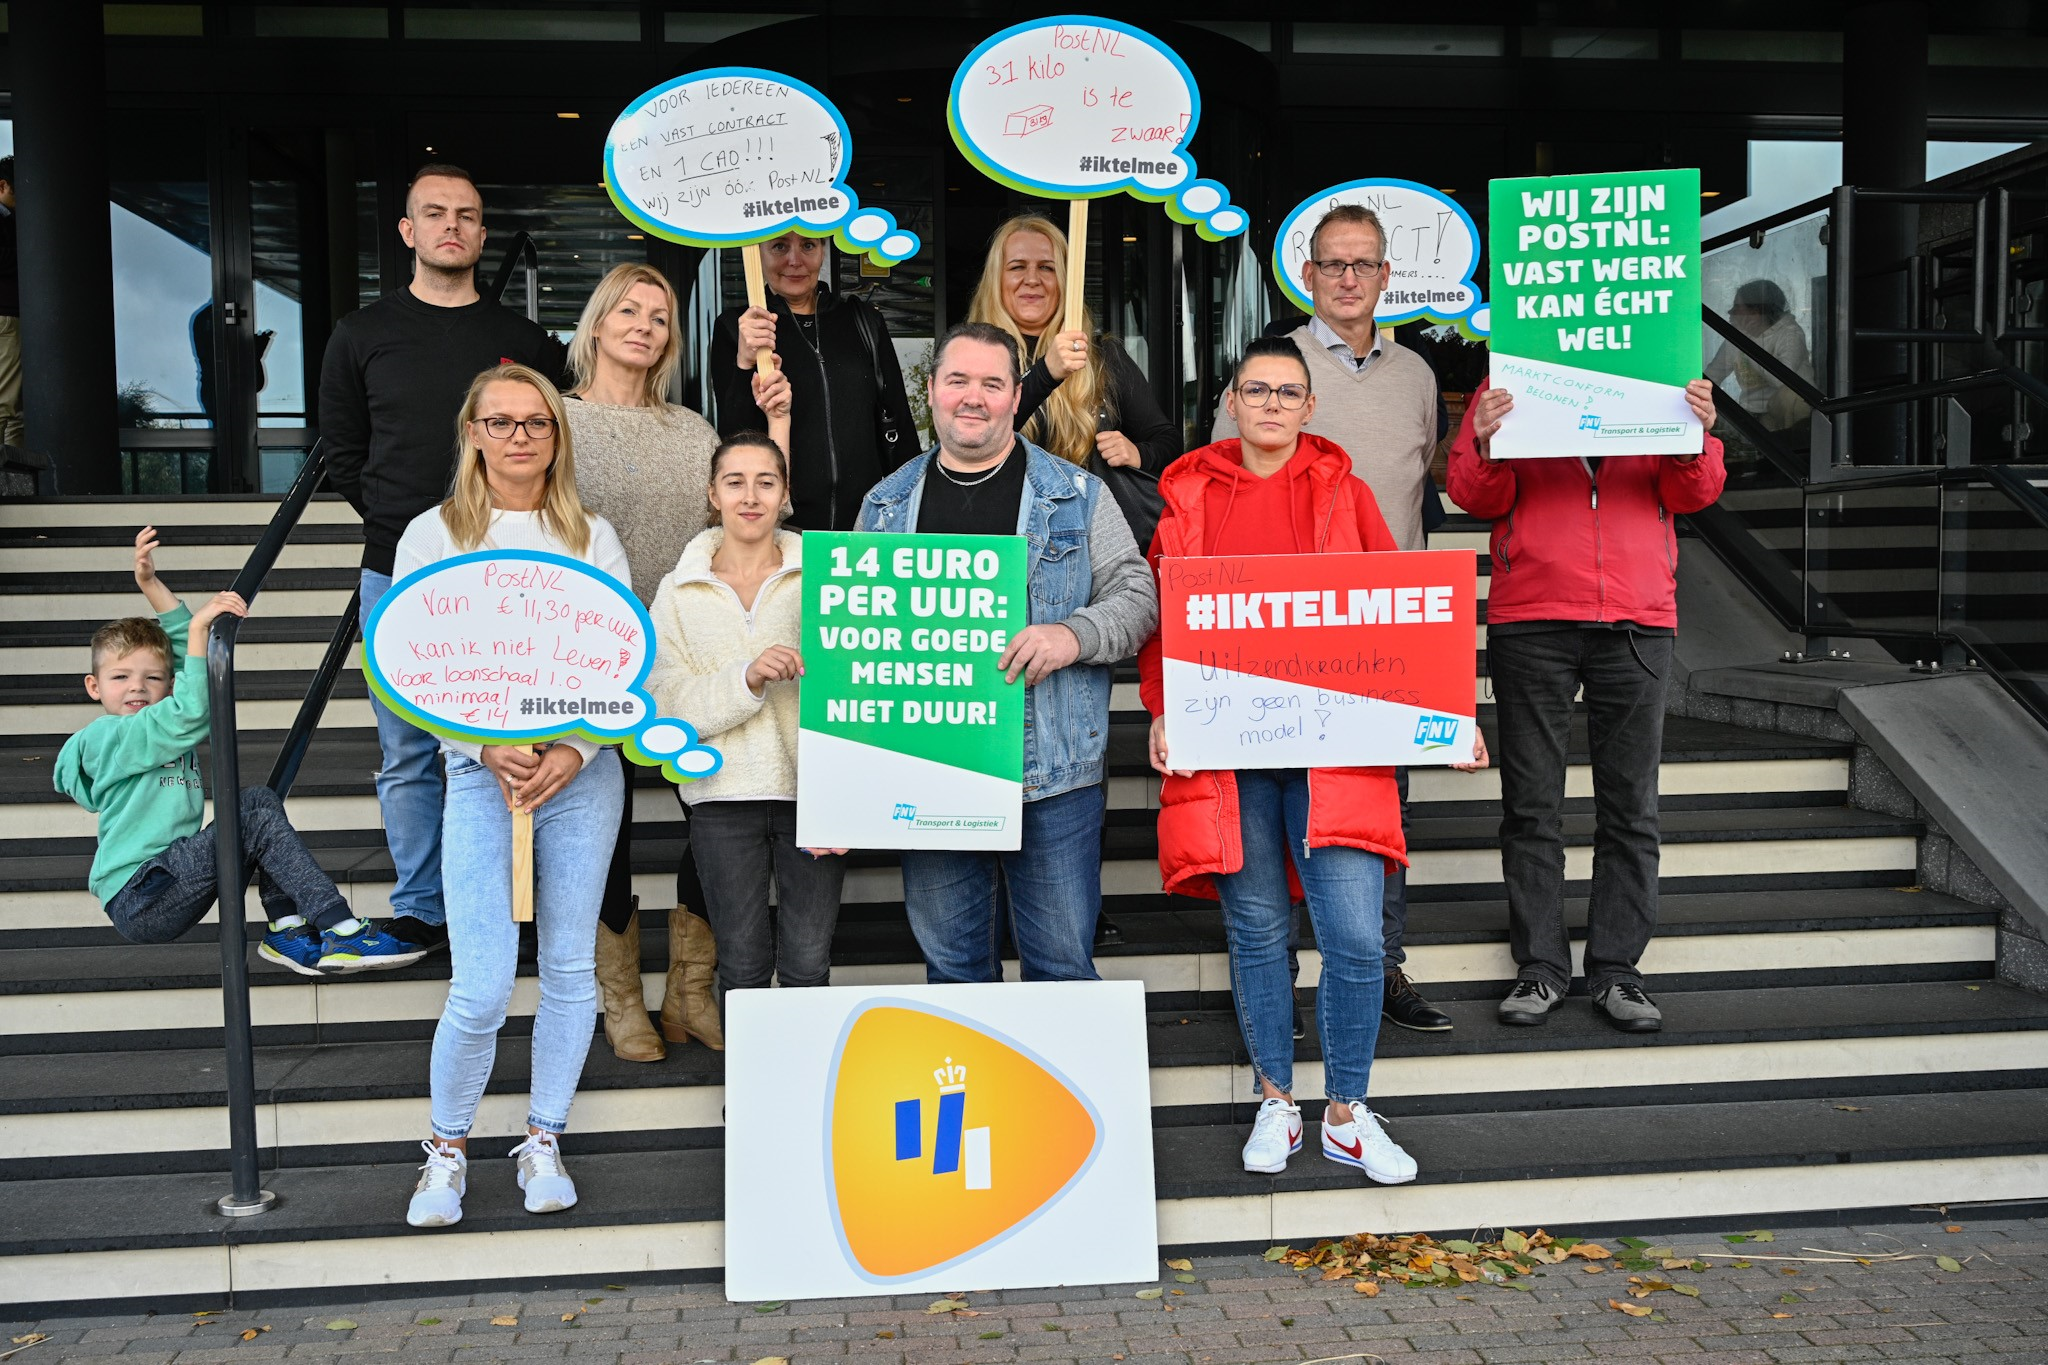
left=59, top=160, right=1724, bottom=1231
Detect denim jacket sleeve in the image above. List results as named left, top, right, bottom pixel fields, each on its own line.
left=1063, top=489, right=1159, bottom=665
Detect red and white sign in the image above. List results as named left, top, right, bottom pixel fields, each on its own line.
left=1160, top=551, right=1478, bottom=769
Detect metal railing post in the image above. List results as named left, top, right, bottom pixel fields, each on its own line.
left=206, top=442, right=330, bottom=1219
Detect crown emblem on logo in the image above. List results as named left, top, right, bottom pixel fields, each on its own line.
left=933, top=1056, right=968, bottom=1092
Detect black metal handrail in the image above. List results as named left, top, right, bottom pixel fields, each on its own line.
left=205, top=439, right=334, bottom=1217
left=487, top=230, right=540, bottom=323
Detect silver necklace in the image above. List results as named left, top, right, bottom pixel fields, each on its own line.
left=934, top=455, right=1007, bottom=487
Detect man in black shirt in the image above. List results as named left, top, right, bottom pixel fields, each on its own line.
left=317, top=164, right=565, bottom=952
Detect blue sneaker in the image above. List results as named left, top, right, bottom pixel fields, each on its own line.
left=318, top=921, right=430, bottom=973
left=258, top=921, right=326, bottom=977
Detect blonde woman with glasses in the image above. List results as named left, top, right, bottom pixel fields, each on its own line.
left=393, top=363, right=629, bottom=1229
left=563, top=262, right=791, bottom=1065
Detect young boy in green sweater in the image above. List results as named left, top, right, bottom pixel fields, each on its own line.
left=53, top=528, right=419, bottom=974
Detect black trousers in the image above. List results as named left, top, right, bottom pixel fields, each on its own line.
left=598, top=782, right=706, bottom=935
left=1489, top=627, right=1672, bottom=996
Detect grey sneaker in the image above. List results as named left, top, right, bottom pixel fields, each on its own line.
left=1497, top=978, right=1563, bottom=1025
left=1594, top=981, right=1663, bottom=1033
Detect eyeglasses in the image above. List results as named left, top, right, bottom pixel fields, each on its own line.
left=1311, top=258, right=1385, bottom=280
left=471, top=416, right=557, bottom=440
left=1235, top=381, right=1309, bottom=409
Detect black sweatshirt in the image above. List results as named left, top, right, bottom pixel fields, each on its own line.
left=318, top=288, right=566, bottom=575
left=710, top=286, right=918, bottom=532
left=1015, top=335, right=1181, bottom=474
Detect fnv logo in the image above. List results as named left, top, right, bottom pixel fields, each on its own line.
left=825, top=1000, right=1102, bottom=1282
left=1413, top=714, right=1461, bottom=751
left=1578, top=414, right=1602, bottom=431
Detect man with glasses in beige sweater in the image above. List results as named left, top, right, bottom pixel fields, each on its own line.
left=1212, top=203, right=1454, bottom=1036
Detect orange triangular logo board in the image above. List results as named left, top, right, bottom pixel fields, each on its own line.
left=825, top=999, right=1102, bottom=1283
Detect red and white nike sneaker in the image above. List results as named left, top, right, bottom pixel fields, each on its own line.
left=1320, top=1106, right=1417, bottom=1184
left=1241, top=1096, right=1302, bottom=1174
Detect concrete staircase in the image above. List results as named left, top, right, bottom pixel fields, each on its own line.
left=2, top=494, right=2044, bottom=1310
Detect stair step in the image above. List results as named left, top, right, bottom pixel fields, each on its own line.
left=0, top=497, right=362, bottom=529
left=5, top=1086, right=2044, bottom=1306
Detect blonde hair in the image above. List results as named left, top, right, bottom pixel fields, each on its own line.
left=90, top=616, right=175, bottom=673
left=565, top=262, right=682, bottom=411
left=967, top=214, right=1103, bottom=467
left=442, top=363, right=592, bottom=557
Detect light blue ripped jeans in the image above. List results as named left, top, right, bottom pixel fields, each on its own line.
left=430, top=749, right=623, bottom=1141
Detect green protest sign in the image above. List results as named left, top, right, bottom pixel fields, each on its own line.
left=796, top=531, right=1028, bottom=850
left=1487, top=167, right=1703, bottom=458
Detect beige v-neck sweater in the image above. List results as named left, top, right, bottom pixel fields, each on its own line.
left=1210, top=324, right=1438, bottom=551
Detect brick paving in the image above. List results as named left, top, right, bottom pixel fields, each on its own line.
left=5, top=1218, right=2043, bottom=1365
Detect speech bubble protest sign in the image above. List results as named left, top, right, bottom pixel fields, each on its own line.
left=604, top=66, right=920, bottom=269
left=362, top=550, right=722, bottom=787
left=948, top=17, right=1247, bottom=242
left=1487, top=168, right=1703, bottom=459
left=1274, top=179, right=1487, bottom=336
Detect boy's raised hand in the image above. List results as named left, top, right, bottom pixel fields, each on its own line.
left=133, top=527, right=179, bottom=614
left=184, top=591, right=250, bottom=656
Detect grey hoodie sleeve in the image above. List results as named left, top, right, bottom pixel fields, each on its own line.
left=1062, top=487, right=1159, bottom=665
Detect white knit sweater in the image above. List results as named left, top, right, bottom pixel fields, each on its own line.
left=646, top=527, right=805, bottom=805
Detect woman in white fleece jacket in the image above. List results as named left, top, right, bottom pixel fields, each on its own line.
left=647, top=432, right=843, bottom=1018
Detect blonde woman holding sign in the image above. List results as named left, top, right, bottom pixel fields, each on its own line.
left=393, top=363, right=629, bottom=1229
left=645, top=412, right=845, bottom=1023
left=563, top=262, right=786, bottom=1064
left=966, top=216, right=1181, bottom=518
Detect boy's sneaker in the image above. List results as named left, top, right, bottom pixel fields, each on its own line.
left=511, top=1130, right=578, bottom=1213
left=257, top=921, right=326, bottom=977
left=318, top=921, right=429, bottom=973
left=406, top=1141, right=467, bottom=1228
left=386, top=915, right=449, bottom=957
left=1240, top=1097, right=1302, bottom=1174
left=1321, top=1107, right=1418, bottom=1184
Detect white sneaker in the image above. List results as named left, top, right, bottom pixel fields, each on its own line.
left=1240, top=1097, right=1303, bottom=1174
left=510, top=1130, right=578, bottom=1213
left=405, top=1140, right=467, bottom=1228
left=1321, top=1107, right=1418, bottom=1184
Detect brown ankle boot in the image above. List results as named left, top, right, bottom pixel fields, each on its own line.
left=595, top=914, right=665, bottom=1063
left=661, top=907, right=723, bottom=1050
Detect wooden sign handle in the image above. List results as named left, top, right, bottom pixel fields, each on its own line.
left=1064, top=200, right=1089, bottom=336
left=511, top=742, right=535, bottom=923
left=738, top=246, right=778, bottom=378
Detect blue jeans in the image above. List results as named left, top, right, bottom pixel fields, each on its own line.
left=105, top=786, right=351, bottom=943
left=430, top=749, right=623, bottom=1140
left=899, top=783, right=1104, bottom=984
left=362, top=568, right=445, bottom=927
left=1216, top=769, right=1386, bottom=1107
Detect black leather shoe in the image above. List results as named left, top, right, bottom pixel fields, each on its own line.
left=1291, top=1001, right=1307, bottom=1040
left=1093, top=913, right=1124, bottom=948
left=1382, top=970, right=1454, bottom=1032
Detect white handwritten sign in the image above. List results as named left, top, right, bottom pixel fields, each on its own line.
left=1274, top=179, right=1487, bottom=335
left=949, top=18, right=1246, bottom=240
left=363, top=550, right=720, bottom=784
left=604, top=65, right=918, bottom=266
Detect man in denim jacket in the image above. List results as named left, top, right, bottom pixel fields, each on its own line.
left=857, top=322, right=1159, bottom=982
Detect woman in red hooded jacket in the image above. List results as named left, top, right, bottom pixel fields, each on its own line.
left=1138, top=336, right=1484, bottom=1184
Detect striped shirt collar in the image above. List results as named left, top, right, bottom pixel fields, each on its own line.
left=1308, top=315, right=1383, bottom=374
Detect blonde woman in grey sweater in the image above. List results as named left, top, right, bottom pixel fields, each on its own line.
left=563, top=262, right=791, bottom=1063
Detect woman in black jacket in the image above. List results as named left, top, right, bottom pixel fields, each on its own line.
left=966, top=214, right=1182, bottom=484
left=711, top=232, right=918, bottom=531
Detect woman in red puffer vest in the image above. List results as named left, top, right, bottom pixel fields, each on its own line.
left=1138, top=336, right=1456, bottom=1188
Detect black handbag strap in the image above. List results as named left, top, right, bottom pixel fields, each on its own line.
left=847, top=299, right=904, bottom=452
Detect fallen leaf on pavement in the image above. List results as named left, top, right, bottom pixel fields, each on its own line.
left=486, top=1317, right=515, bottom=1328
left=1263, top=1246, right=1290, bottom=1261
left=1609, top=1299, right=1654, bottom=1317
left=1833, top=1104, right=1865, bottom=1112
left=1175, top=1273, right=1197, bottom=1284
left=1134, top=1288, right=1164, bottom=1300
left=1945, top=1225, right=1964, bottom=1233
left=1935, top=1256, right=1964, bottom=1273
left=1354, top=1282, right=1380, bottom=1296
left=754, top=1302, right=786, bottom=1314
left=328, top=1320, right=361, bottom=1331
left=1165, top=1257, right=1193, bottom=1271
left=1581, top=1265, right=1605, bottom=1274
left=925, top=1299, right=968, bottom=1314
left=875, top=1332, right=894, bottom=1340
left=1771, top=1313, right=1792, bottom=1319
